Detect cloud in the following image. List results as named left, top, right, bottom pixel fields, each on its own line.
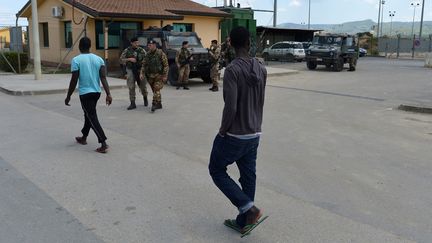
left=289, top=0, right=301, bottom=7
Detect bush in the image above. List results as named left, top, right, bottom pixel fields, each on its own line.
left=0, top=52, right=29, bottom=73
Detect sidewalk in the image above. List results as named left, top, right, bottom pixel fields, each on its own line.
left=0, top=66, right=297, bottom=96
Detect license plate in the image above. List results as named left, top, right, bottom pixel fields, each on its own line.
left=316, top=58, right=322, bottom=61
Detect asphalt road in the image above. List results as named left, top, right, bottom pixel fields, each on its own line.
left=0, top=57, right=430, bottom=242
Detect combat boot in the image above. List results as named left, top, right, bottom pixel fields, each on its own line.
left=144, top=96, right=148, bottom=107
left=209, top=86, right=219, bottom=92
left=127, top=101, right=136, bottom=110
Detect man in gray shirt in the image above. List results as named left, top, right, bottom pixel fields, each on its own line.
left=209, top=26, right=267, bottom=234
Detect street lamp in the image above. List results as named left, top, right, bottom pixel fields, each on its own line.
left=389, top=11, right=395, bottom=37
left=411, top=2, right=420, bottom=38
left=308, top=0, right=311, bottom=29
left=380, top=0, right=385, bottom=37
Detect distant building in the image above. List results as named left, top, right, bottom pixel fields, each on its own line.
left=17, top=0, right=230, bottom=70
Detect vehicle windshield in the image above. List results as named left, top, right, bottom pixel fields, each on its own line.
left=167, top=35, right=201, bottom=47
left=313, top=36, right=342, bottom=46
left=293, top=43, right=303, bottom=49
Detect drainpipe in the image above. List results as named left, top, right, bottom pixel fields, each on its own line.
left=103, top=20, right=109, bottom=75
left=31, top=0, right=42, bottom=79
left=15, top=15, right=21, bottom=73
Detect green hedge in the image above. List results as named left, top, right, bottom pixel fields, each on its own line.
left=0, top=52, right=29, bottom=73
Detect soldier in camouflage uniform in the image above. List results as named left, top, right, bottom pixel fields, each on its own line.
left=140, top=39, right=169, bottom=112
left=120, top=37, right=148, bottom=110
left=208, top=40, right=221, bottom=92
left=175, top=41, right=192, bottom=90
left=221, top=37, right=236, bottom=67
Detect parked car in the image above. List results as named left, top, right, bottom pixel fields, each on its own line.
left=359, top=48, right=367, bottom=57
left=262, top=41, right=305, bottom=62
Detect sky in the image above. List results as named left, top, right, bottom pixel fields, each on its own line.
left=0, top=0, right=431, bottom=27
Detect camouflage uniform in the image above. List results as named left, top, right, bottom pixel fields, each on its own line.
left=209, top=44, right=221, bottom=88
left=176, top=47, right=191, bottom=86
left=220, top=41, right=235, bottom=67
left=120, top=46, right=147, bottom=102
left=141, top=49, right=168, bottom=108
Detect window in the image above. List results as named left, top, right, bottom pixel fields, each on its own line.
left=40, top=23, right=49, bottom=47
left=173, top=23, right=193, bottom=32
left=271, top=43, right=283, bottom=49
left=64, top=21, right=72, bottom=48
left=95, top=21, right=141, bottom=49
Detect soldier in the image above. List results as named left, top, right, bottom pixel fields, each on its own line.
left=120, top=37, right=148, bottom=110
left=140, top=39, right=169, bottom=112
left=208, top=40, right=221, bottom=92
left=175, top=41, right=192, bottom=90
left=221, top=37, right=236, bottom=66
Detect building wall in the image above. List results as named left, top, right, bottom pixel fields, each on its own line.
left=25, top=0, right=222, bottom=69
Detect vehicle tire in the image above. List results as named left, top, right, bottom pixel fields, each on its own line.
left=263, top=53, right=269, bottom=61
left=297, top=59, right=303, bottom=62
left=325, top=64, right=332, bottom=68
left=286, top=53, right=295, bottom=62
left=168, top=63, right=179, bottom=86
left=332, top=57, right=344, bottom=72
left=307, top=61, right=317, bottom=70
left=198, top=66, right=212, bottom=83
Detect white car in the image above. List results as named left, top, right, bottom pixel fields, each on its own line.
left=262, top=41, right=305, bottom=62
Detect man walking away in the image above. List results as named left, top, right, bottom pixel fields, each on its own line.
left=140, top=39, right=169, bottom=112
left=120, top=37, right=148, bottom=110
left=65, top=37, right=112, bottom=153
left=176, top=41, right=192, bottom=90
left=208, top=26, right=267, bottom=234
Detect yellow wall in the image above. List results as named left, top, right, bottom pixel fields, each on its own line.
left=0, top=29, right=10, bottom=42
left=25, top=0, right=223, bottom=69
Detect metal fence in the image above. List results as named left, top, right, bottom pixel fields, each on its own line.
left=378, top=35, right=432, bottom=58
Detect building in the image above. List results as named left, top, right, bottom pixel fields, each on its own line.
left=17, top=0, right=230, bottom=70
left=0, top=27, right=10, bottom=49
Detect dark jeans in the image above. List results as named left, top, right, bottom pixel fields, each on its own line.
left=209, top=134, right=260, bottom=224
left=79, top=92, right=107, bottom=143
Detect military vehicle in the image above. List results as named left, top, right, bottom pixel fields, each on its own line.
left=122, top=26, right=212, bottom=85
left=305, top=33, right=359, bottom=72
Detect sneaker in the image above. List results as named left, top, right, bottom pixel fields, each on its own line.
left=95, top=145, right=109, bottom=153
left=75, top=136, right=87, bottom=145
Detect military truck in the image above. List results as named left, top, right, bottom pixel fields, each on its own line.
left=122, top=26, right=212, bottom=85
left=305, top=33, right=359, bottom=72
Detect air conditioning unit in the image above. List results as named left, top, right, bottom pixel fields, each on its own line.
left=52, top=6, right=64, bottom=18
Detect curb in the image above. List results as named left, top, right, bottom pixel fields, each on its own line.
left=267, top=71, right=299, bottom=77
left=398, top=104, right=432, bottom=115
left=0, top=84, right=128, bottom=96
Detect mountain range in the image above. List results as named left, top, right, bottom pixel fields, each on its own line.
left=277, top=19, right=432, bottom=38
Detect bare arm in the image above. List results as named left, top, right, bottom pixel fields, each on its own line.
left=65, top=71, right=79, bottom=106
left=99, top=66, right=112, bottom=105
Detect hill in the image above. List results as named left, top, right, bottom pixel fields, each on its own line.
left=278, top=19, right=432, bottom=37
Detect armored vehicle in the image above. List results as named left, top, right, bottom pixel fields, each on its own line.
left=305, top=33, right=359, bottom=71
left=122, top=27, right=212, bottom=85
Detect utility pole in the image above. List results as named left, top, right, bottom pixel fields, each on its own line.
left=308, top=0, right=311, bottom=29
left=31, top=0, right=42, bottom=80
left=377, top=0, right=382, bottom=38
left=419, top=0, right=425, bottom=39
left=273, top=0, right=277, bottom=27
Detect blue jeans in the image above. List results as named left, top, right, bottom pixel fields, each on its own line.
left=209, top=134, right=260, bottom=217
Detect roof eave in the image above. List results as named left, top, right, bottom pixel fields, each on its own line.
left=16, top=0, right=31, bottom=18
left=168, top=10, right=232, bottom=18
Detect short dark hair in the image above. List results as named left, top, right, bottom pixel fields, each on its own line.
left=230, top=27, right=250, bottom=49
left=130, top=37, right=138, bottom=42
left=211, top=40, right=218, bottom=44
left=79, top=37, right=91, bottom=52
left=182, top=41, right=188, bottom=46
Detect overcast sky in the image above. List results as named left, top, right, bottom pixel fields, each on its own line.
left=0, top=0, right=430, bottom=27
